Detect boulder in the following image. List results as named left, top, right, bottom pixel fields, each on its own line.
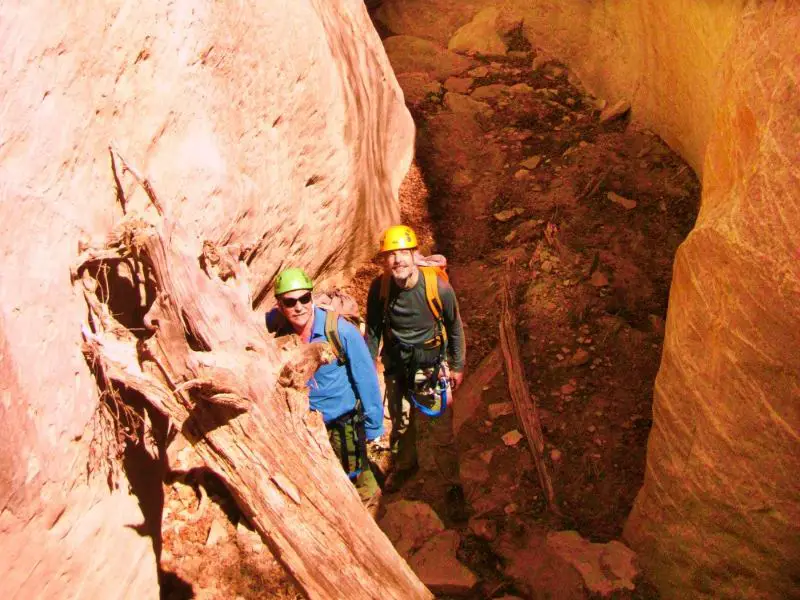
left=383, top=35, right=475, bottom=81
left=471, top=83, right=510, bottom=100
left=0, top=0, right=413, bottom=596
left=443, top=92, right=492, bottom=118
left=498, top=527, right=587, bottom=599
left=408, top=530, right=478, bottom=596
left=546, top=531, right=638, bottom=596
left=448, top=7, right=508, bottom=56
left=379, top=500, right=445, bottom=558
left=396, top=72, right=443, bottom=106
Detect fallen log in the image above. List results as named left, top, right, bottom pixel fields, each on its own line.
left=75, top=153, right=431, bottom=599
left=499, top=272, right=558, bottom=513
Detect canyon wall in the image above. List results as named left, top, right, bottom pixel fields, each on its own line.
left=624, top=6, right=800, bottom=598
left=0, top=0, right=413, bottom=597
left=375, top=0, right=748, bottom=174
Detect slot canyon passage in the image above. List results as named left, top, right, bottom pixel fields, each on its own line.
left=1, top=1, right=798, bottom=600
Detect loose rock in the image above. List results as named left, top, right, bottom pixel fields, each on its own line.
left=384, top=35, right=474, bottom=80
left=502, top=430, right=524, bottom=446
left=468, top=66, right=489, bottom=78
left=488, top=401, right=515, bottom=419
left=607, top=192, right=637, bottom=210
left=444, top=92, right=493, bottom=117
left=471, top=83, right=510, bottom=100
left=520, top=155, right=542, bottom=170
left=570, top=348, right=590, bottom=366
left=560, top=382, right=577, bottom=395
left=206, top=519, right=229, bottom=547
left=599, top=99, right=631, bottom=123
left=395, top=72, right=442, bottom=106
left=590, top=271, right=610, bottom=287
left=444, top=76, right=474, bottom=93
left=509, top=82, right=534, bottom=94
left=493, top=207, right=524, bottom=222
left=531, top=54, right=550, bottom=70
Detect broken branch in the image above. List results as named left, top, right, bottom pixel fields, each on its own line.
left=499, top=272, right=559, bottom=514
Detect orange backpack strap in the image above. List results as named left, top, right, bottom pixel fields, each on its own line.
left=420, top=266, right=447, bottom=346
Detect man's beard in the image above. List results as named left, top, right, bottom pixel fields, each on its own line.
left=392, top=265, right=415, bottom=288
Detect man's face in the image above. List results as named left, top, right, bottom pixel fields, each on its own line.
left=384, top=249, right=416, bottom=282
left=277, top=289, right=313, bottom=330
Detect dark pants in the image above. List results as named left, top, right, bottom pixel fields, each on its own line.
left=384, top=365, right=459, bottom=484
left=327, top=418, right=379, bottom=501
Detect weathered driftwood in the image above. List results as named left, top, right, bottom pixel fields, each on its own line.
left=499, top=274, right=558, bottom=513
left=75, top=157, right=431, bottom=600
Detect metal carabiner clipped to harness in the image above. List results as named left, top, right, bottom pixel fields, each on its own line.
left=410, top=375, right=449, bottom=418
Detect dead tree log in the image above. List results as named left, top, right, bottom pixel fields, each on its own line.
left=74, top=158, right=431, bottom=599
left=499, top=273, right=558, bottom=514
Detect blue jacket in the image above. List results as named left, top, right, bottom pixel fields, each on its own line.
left=268, top=306, right=384, bottom=440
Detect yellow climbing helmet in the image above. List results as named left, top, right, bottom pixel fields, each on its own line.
left=379, top=225, right=418, bottom=254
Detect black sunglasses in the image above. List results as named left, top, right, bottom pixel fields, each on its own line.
left=279, top=291, right=312, bottom=308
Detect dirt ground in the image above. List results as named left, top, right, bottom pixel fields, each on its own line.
left=159, top=30, right=699, bottom=600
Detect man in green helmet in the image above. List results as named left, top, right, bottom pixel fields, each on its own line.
left=266, top=268, right=384, bottom=514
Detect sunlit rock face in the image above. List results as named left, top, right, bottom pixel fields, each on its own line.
left=624, top=7, right=800, bottom=599
left=0, top=0, right=413, bottom=596
left=375, top=0, right=744, bottom=174
left=377, top=1, right=799, bottom=597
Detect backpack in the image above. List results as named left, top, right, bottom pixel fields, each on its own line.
left=379, top=254, right=449, bottom=347
left=266, top=288, right=362, bottom=366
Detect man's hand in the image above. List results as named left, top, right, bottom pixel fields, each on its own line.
left=450, top=369, right=464, bottom=391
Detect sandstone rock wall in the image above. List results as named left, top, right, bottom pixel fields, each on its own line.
left=375, top=0, right=746, bottom=174
left=0, top=0, right=413, bottom=596
left=624, top=7, right=800, bottom=598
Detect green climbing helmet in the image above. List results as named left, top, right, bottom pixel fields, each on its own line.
left=274, top=267, right=314, bottom=296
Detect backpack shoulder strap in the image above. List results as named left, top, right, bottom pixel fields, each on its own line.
left=324, top=310, right=346, bottom=365
left=420, top=266, right=448, bottom=348
left=420, top=266, right=444, bottom=322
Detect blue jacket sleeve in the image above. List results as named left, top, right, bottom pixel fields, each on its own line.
left=339, top=319, right=384, bottom=440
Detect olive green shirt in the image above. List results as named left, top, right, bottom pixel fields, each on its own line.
left=365, top=270, right=466, bottom=372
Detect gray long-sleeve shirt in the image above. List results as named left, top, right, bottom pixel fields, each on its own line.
left=365, top=269, right=466, bottom=372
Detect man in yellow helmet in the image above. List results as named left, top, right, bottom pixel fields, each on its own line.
left=267, top=267, right=383, bottom=514
left=365, top=225, right=466, bottom=495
